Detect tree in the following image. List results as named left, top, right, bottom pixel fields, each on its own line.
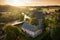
left=18, top=14, right=24, bottom=22
left=0, top=13, right=2, bottom=16
left=3, top=25, right=24, bottom=40
left=43, top=17, right=52, bottom=29
left=0, top=13, right=2, bottom=21
left=0, top=23, right=5, bottom=30
left=51, top=23, right=60, bottom=40
left=30, top=18, right=39, bottom=25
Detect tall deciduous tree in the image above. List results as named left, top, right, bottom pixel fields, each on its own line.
left=30, top=18, right=39, bottom=25
left=51, top=23, right=60, bottom=40
left=3, top=25, right=24, bottom=40
left=19, top=14, right=24, bottom=22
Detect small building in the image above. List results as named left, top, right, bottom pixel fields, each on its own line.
left=0, top=12, right=11, bottom=14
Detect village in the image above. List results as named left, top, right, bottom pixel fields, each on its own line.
left=0, top=5, right=60, bottom=40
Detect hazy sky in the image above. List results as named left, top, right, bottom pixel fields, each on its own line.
left=0, top=0, right=60, bottom=6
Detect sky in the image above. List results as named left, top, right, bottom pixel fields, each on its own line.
left=0, top=0, right=60, bottom=6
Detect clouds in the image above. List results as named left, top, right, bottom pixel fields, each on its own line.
left=26, top=0, right=60, bottom=6
left=0, top=0, right=6, bottom=5
left=0, top=0, right=60, bottom=6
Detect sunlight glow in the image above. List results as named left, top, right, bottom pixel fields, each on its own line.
left=6, top=0, right=30, bottom=6
left=3, top=0, right=60, bottom=6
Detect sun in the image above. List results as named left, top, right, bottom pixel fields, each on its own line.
left=6, top=0, right=28, bottom=6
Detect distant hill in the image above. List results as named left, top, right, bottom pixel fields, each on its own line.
left=0, top=5, right=60, bottom=12
left=25, top=5, right=60, bottom=8
left=0, top=5, right=20, bottom=12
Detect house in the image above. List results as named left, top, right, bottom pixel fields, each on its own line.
left=44, top=12, right=55, bottom=19
left=11, top=12, right=44, bottom=38
left=22, top=23, right=42, bottom=38
left=22, top=12, right=44, bottom=38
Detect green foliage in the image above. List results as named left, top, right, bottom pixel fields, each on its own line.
left=43, top=11, right=60, bottom=40
left=43, top=12, right=60, bottom=40
left=0, top=23, right=5, bottom=30
left=0, top=23, right=5, bottom=27
left=30, top=18, right=39, bottom=25
left=0, top=13, right=2, bottom=16
left=0, top=5, right=19, bottom=12
left=51, top=23, right=60, bottom=40
left=3, top=25, right=24, bottom=40
left=43, top=18, right=52, bottom=29
left=18, top=14, right=24, bottom=22
left=0, top=13, right=24, bottom=23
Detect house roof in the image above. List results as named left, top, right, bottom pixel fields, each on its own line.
left=22, top=23, right=42, bottom=32
left=31, top=12, right=44, bottom=19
